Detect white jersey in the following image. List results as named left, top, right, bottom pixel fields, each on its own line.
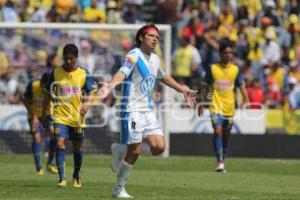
left=118, top=48, right=166, bottom=112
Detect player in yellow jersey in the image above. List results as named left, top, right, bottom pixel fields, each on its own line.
left=42, top=44, right=97, bottom=188
left=22, top=73, right=58, bottom=175
left=198, top=40, right=249, bottom=172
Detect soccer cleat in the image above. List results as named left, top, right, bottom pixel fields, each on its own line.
left=36, top=169, right=44, bottom=176
left=111, top=143, right=123, bottom=173
left=73, top=178, right=82, bottom=188
left=57, top=179, right=67, bottom=188
left=112, top=185, right=133, bottom=198
left=215, top=162, right=226, bottom=173
left=47, top=164, right=58, bottom=174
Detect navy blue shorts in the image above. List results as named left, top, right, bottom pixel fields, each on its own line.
left=210, top=113, right=233, bottom=132
left=53, top=123, right=84, bottom=141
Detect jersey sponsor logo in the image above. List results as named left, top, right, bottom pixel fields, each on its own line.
left=123, top=59, right=133, bottom=69
left=214, top=80, right=233, bottom=90
left=140, top=74, right=155, bottom=95
left=59, top=86, right=81, bottom=95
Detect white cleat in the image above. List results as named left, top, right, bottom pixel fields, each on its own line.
left=112, top=185, right=133, bottom=198
left=216, top=162, right=226, bottom=173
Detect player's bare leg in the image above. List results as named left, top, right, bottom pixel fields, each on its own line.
left=72, top=140, right=83, bottom=188
left=112, top=143, right=141, bottom=198
left=56, top=137, right=67, bottom=187
left=213, top=126, right=225, bottom=172
left=144, top=135, right=165, bottom=155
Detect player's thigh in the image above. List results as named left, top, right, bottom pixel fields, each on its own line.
left=53, top=123, right=68, bottom=147
left=144, top=133, right=165, bottom=149
left=69, top=127, right=85, bottom=151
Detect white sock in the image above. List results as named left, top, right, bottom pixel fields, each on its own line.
left=116, top=160, right=132, bottom=188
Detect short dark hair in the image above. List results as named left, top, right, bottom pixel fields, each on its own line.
left=63, top=43, right=78, bottom=57
left=135, top=24, right=159, bottom=47
left=218, top=39, right=233, bottom=53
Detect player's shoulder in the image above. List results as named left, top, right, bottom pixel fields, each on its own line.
left=30, top=79, right=40, bottom=87
left=127, top=48, right=139, bottom=56
left=77, top=66, right=90, bottom=74
left=151, top=52, right=160, bottom=60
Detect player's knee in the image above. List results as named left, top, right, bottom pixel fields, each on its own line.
left=56, top=139, right=65, bottom=149
left=130, top=148, right=141, bottom=157
left=151, top=144, right=165, bottom=155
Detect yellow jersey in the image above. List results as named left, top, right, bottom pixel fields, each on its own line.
left=47, top=66, right=96, bottom=127
left=24, top=80, right=49, bottom=117
left=205, top=63, right=245, bottom=116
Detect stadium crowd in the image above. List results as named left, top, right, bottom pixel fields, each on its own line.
left=0, top=0, right=299, bottom=110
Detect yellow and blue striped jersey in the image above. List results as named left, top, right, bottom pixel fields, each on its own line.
left=24, top=80, right=49, bottom=117
left=204, top=63, right=244, bottom=116
left=47, top=66, right=95, bottom=127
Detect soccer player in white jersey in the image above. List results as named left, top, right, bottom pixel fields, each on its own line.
left=99, top=24, right=196, bottom=198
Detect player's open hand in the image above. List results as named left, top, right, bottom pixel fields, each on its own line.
left=197, top=104, right=204, bottom=116
left=98, top=81, right=111, bottom=99
left=183, top=89, right=197, bottom=108
left=80, top=104, right=89, bottom=116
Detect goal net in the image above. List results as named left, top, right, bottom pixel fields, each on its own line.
left=0, top=23, right=172, bottom=156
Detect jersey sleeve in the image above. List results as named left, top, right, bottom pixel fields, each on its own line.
left=84, top=69, right=97, bottom=94
left=235, top=68, right=245, bottom=88
left=24, top=82, right=33, bottom=100
left=118, top=49, right=139, bottom=78
left=46, top=70, right=55, bottom=93
left=203, top=65, right=213, bottom=85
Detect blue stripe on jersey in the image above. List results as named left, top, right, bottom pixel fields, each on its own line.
left=136, top=57, right=150, bottom=78
left=136, top=57, right=153, bottom=106
left=121, top=112, right=130, bottom=144
left=120, top=73, right=133, bottom=144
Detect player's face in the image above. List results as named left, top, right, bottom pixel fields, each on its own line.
left=63, top=53, right=77, bottom=71
left=142, top=30, right=159, bottom=51
left=220, top=47, right=233, bottom=64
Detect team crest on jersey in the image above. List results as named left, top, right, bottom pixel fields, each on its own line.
left=140, top=74, right=155, bottom=95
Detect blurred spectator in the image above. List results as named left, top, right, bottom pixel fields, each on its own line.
left=77, top=39, right=97, bottom=73
left=106, top=0, right=123, bottom=23
left=256, top=0, right=281, bottom=27
left=0, top=49, right=10, bottom=76
left=83, top=0, right=106, bottom=23
left=265, top=76, right=282, bottom=108
left=122, top=2, right=143, bottom=24
left=2, top=0, right=18, bottom=22
left=260, top=28, right=281, bottom=66
left=182, top=16, right=205, bottom=49
left=172, top=36, right=201, bottom=88
left=288, top=76, right=300, bottom=109
left=247, top=78, right=264, bottom=109
left=45, top=53, right=61, bottom=73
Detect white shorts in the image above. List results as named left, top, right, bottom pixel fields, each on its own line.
left=120, top=111, right=163, bottom=144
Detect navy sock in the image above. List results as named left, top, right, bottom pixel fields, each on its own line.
left=222, top=138, right=229, bottom=160
left=213, top=135, right=223, bottom=162
left=56, top=148, right=65, bottom=180
left=32, top=141, right=42, bottom=171
left=47, top=139, right=56, bottom=165
left=73, top=151, right=83, bottom=179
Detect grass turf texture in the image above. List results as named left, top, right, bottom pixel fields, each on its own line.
left=0, top=155, right=299, bottom=200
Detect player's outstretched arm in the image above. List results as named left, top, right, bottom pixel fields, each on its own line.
left=239, top=86, right=250, bottom=109
left=41, top=92, right=51, bottom=128
left=160, top=75, right=197, bottom=108
left=99, top=71, right=126, bottom=99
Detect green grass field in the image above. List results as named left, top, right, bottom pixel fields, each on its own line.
left=0, top=155, right=300, bottom=200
